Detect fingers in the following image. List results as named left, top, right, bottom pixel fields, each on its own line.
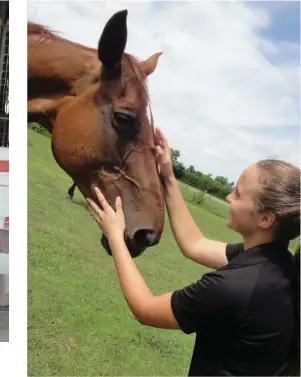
left=154, top=127, right=163, bottom=146
left=155, top=127, right=169, bottom=150
left=155, top=127, right=165, bottom=141
left=154, top=133, right=162, bottom=148
left=87, top=197, right=103, bottom=218
left=155, top=145, right=164, bottom=157
left=115, top=196, right=123, bottom=214
left=88, top=205, right=98, bottom=221
left=94, top=187, right=110, bottom=211
left=87, top=190, right=122, bottom=215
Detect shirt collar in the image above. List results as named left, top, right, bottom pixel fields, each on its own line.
left=227, top=240, right=293, bottom=268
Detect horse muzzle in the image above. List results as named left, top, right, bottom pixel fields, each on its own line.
left=101, top=228, right=159, bottom=258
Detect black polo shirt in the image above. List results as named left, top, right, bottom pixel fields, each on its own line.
left=171, top=241, right=296, bottom=376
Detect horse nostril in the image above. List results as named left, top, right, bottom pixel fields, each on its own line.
left=133, top=229, right=156, bottom=249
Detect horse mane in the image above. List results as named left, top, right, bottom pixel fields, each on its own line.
left=28, top=22, right=96, bottom=53
left=28, top=22, right=57, bottom=37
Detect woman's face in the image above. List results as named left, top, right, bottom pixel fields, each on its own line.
left=226, top=164, right=274, bottom=237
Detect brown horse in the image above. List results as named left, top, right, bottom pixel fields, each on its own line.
left=28, top=10, right=165, bottom=257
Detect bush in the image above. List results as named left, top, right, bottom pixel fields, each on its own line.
left=191, top=191, right=205, bottom=205
left=28, top=123, right=51, bottom=138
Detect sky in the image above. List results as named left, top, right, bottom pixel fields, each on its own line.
left=27, top=1, right=300, bottom=183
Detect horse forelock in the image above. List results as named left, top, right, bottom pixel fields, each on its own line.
left=122, top=53, right=150, bottom=108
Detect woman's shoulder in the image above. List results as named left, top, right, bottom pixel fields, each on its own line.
left=225, top=242, right=244, bottom=262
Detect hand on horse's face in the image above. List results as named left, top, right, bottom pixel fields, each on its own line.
left=86, top=187, right=125, bottom=242
left=154, top=127, right=174, bottom=182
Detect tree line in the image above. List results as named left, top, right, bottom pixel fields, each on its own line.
left=171, top=149, right=235, bottom=200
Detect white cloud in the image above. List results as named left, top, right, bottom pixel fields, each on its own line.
left=27, top=1, right=300, bottom=181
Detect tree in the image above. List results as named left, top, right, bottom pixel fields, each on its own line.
left=215, top=176, right=229, bottom=187
left=173, top=162, right=186, bottom=180
left=187, top=165, right=195, bottom=174
left=183, top=172, right=200, bottom=188
left=168, top=146, right=233, bottom=201
left=228, top=181, right=235, bottom=191
left=171, top=148, right=180, bottom=164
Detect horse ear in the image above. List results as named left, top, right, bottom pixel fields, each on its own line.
left=98, top=10, right=128, bottom=71
left=140, top=52, right=162, bottom=76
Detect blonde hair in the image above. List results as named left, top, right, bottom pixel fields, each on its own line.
left=256, top=159, right=300, bottom=242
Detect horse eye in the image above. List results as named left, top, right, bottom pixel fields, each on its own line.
left=114, top=112, right=134, bottom=124
left=112, top=111, right=138, bottom=139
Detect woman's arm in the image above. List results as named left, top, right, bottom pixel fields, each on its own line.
left=109, top=235, right=179, bottom=329
left=155, top=128, right=228, bottom=270
left=87, top=189, right=179, bottom=329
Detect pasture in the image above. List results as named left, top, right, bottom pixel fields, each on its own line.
left=28, top=127, right=243, bottom=375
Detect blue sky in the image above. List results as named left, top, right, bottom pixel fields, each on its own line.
left=28, top=1, right=300, bottom=182
left=255, top=1, right=300, bottom=43
left=151, top=1, right=300, bottom=44
left=252, top=1, right=300, bottom=68
left=247, top=1, right=300, bottom=155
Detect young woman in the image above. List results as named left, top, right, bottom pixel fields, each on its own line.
left=87, top=127, right=300, bottom=376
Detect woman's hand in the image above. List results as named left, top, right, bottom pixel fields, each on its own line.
left=154, top=127, right=175, bottom=182
left=86, top=187, right=125, bottom=242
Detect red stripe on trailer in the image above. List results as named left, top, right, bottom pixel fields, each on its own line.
left=0, top=161, right=8, bottom=172
left=3, top=217, right=8, bottom=229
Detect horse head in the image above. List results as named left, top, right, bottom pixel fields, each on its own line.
left=50, top=10, right=165, bottom=257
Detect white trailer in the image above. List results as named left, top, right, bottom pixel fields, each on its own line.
left=0, top=152, right=8, bottom=309
left=0, top=1, right=9, bottom=343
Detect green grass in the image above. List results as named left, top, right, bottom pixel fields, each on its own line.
left=28, top=128, right=243, bottom=376
left=177, top=180, right=230, bottom=220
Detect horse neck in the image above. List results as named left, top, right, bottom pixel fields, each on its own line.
left=28, top=35, right=100, bottom=98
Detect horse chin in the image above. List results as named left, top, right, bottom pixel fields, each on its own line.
left=100, top=235, right=145, bottom=258
left=101, top=235, right=112, bottom=256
